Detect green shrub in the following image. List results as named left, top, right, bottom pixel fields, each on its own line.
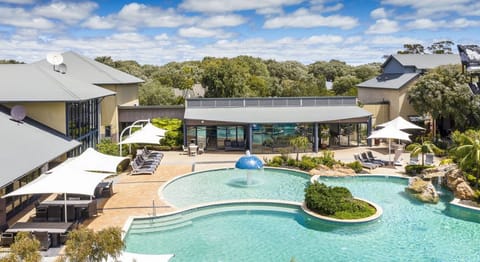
left=346, top=161, right=363, bottom=173
left=297, top=156, right=317, bottom=170
left=151, top=118, right=183, bottom=147
left=287, top=158, right=297, bottom=166
left=439, top=158, right=454, bottom=165
left=96, top=139, right=125, bottom=156
left=404, top=165, right=434, bottom=175
left=304, top=182, right=375, bottom=219
left=271, top=156, right=284, bottom=166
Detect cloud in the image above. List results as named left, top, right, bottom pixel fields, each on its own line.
left=310, top=2, right=344, bottom=13
left=365, top=19, right=399, bottom=34
left=33, top=1, right=98, bottom=24
left=179, top=0, right=303, bottom=13
left=81, top=3, right=197, bottom=31
left=0, top=0, right=33, bottom=4
left=81, top=15, right=115, bottom=30
left=369, top=35, right=423, bottom=46
left=199, top=14, right=247, bottom=28
left=381, top=0, right=480, bottom=18
left=405, top=18, right=438, bottom=29
left=303, top=34, right=343, bottom=44
left=0, top=7, right=56, bottom=29
left=178, top=27, right=233, bottom=38
left=370, top=8, right=387, bottom=19
left=405, top=18, right=480, bottom=30
left=264, top=8, right=358, bottom=29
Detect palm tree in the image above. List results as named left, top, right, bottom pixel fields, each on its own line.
left=406, top=140, right=443, bottom=166
left=289, top=136, right=309, bottom=161
left=451, top=133, right=480, bottom=189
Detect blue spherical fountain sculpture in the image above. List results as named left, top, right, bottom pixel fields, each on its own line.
left=235, top=150, right=264, bottom=170
left=230, top=151, right=264, bottom=187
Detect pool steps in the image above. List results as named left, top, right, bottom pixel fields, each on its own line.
left=128, top=201, right=300, bottom=234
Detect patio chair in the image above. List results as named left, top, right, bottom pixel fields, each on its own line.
left=198, top=143, right=205, bottom=154
left=32, top=231, right=51, bottom=251
left=409, top=154, right=419, bottom=165
left=353, top=154, right=377, bottom=170
left=182, top=145, right=189, bottom=155
left=1, top=232, right=13, bottom=247
left=425, top=153, right=435, bottom=166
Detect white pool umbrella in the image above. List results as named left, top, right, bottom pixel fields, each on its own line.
left=377, top=116, right=425, bottom=130
left=368, top=126, right=412, bottom=163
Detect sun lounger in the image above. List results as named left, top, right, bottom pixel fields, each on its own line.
left=130, top=161, right=156, bottom=175
left=354, top=154, right=378, bottom=170
left=363, top=151, right=386, bottom=166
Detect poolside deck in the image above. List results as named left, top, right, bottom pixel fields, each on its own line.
left=9, top=145, right=415, bottom=232
left=83, top=145, right=411, bottom=231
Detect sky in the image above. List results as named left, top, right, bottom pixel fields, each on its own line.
left=0, top=0, right=479, bottom=66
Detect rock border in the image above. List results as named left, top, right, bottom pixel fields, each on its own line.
left=301, top=198, right=383, bottom=224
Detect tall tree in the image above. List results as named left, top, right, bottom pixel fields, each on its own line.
left=332, top=75, right=360, bottom=96
left=427, top=40, right=455, bottom=54
left=397, top=44, right=425, bottom=54
left=407, top=65, right=480, bottom=130
left=139, top=79, right=177, bottom=105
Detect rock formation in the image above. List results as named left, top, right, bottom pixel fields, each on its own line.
left=405, top=177, right=439, bottom=204
left=443, top=167, right=475, bottom=200
left=309, top=164, right=356, bottom=177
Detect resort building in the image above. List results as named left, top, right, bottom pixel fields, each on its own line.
left=357, top=54, right=460, bottom=127
left=0, top=51, right=143, bottom=227
left=183, top=96, right=372, bottom=153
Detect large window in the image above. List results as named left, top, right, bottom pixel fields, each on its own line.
left=252, top=123, right=313, bottom=153
left=66, top=99, right=99, bottom=156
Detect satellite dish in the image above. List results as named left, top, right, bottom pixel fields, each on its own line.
left=46, top=53, right=64, bottom=66
left=56, top=63, right=67, bottom=74
left=10, top=105, right=26, bottom=122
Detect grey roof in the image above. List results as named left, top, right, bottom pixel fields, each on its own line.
left=357, top=73, right=419, bottom=90
left=185, top=106, right=371, bottom=124
left=388, top=54, right=460, bottom=69
left=0, top=64, right=115, bottom=102
left=33, top=51, right=144, bottom=85
left=0, top=106, right=80, bottom=188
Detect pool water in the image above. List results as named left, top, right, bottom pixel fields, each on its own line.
left=125, top=170, right=480, bottom=261
left=162, top=168, right=310, bottom=207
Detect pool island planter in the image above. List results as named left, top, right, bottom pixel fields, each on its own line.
left=301, top=198, right=383, bottom=224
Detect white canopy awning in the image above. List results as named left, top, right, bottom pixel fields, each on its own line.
left=3, top=164, right=110, bottom=198
left=119, top=123, right=165, bottom=145
left=65, top=147, right=129, bottom=173
left=377, top=116, right=425, bottom=130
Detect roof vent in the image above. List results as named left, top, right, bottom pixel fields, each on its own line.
left=10, top=105, right=26, bottom=123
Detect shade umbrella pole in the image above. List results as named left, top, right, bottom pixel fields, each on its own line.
left=64, top=193, right=68, bottom=223
left=387, top=139, right=390, bottom=165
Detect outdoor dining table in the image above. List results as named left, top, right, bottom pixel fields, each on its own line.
left=38, top=199, right=96, bottom=222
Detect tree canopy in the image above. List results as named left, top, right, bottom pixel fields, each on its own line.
left=95, top=55, right=381, bottom=105
left=407, top=65, right=480, bottom=130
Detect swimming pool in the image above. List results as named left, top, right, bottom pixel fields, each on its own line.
left=124, top=169, right=480, bottom=261
left=161, top=168, right=310, bottom=208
